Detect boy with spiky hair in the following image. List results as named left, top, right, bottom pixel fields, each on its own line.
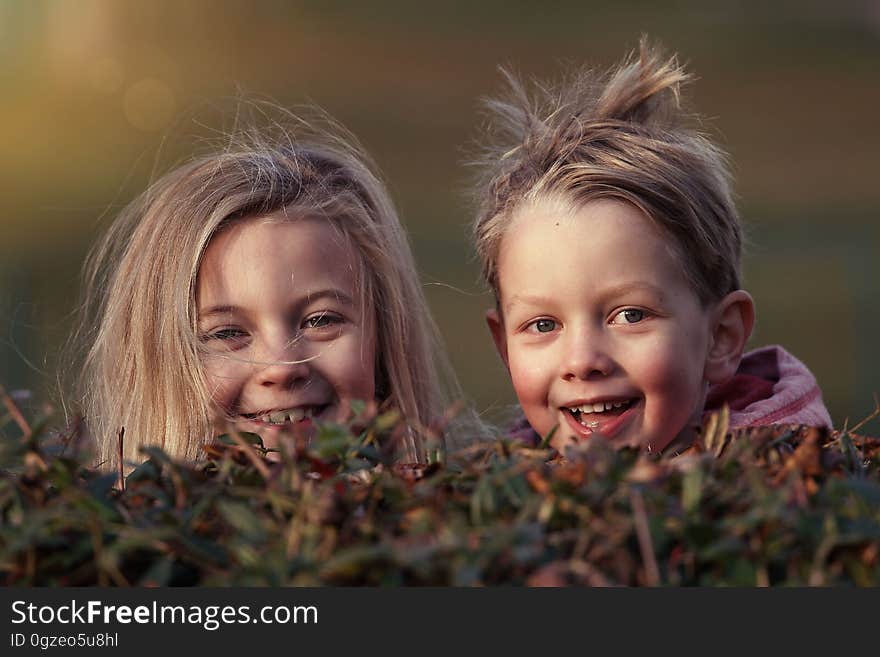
left=472, top=40, right=831, bottom=453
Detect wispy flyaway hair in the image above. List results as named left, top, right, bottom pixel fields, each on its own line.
left=472, top=38, right=742, bottom=305
left=70, top=107, right=461, bottom=469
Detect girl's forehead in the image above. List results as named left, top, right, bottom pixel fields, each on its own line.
left=216, top=212, right=351, bottom=247
left=204, top=214, right=362, bottom=275
left=197, top=215, right=364, bottom=303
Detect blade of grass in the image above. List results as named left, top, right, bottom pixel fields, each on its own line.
left=226, top=424, right=271, bottom=481
left=0, top=385, right=31, bottom=437
left=630, top=488, right=660, bottom=586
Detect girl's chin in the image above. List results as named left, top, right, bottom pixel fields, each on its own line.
left=230, top=418, right=317, bottom=450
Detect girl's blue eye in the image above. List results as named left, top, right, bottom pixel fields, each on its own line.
left=303, top=312, right=343, bottom=330
left=531, top=319, right=557, bottom=333
left=611, top=308, right=645, bottom=324
left=206, top=328, right=246, bottom=341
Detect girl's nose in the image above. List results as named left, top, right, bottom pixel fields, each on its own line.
left=255, top=336, right=311, bottom=388
left=560, top=328, right=615, bottom=381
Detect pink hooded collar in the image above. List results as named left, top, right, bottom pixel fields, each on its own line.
left=509, top=345, right=833, bottom=446
left=703, top=345, right=832, bottom=429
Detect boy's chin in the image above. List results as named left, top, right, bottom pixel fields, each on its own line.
left=546, top=419, right=695, bottom=456
left=659, top=424, right=699, bottom=455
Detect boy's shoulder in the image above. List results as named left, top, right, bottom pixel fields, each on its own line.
left=704, top=345, right=833, bottom=429
left=507, top=412, right=542, bottom=447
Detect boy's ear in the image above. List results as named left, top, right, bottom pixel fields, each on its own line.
left=485, top=308, right=509, bottom=370
left=704, top=290, right=756, bottom=385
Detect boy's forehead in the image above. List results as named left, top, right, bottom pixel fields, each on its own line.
left=509, top=194, right=578, bottom=228
left=504, top=197, right=668, bottom=261
left=498, top=197, right=700, bottom=308
left=512, top=195, right=653, bottom=230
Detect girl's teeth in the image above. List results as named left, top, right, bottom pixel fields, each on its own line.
left=261, top=407, right=312, bottom=424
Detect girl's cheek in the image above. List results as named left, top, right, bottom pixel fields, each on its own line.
left=201, top=358, right=245, bottom=410
left=206, top=381, right=235, bottom=413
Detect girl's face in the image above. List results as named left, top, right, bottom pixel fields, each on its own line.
left=487, top=198, right=715, bottom=454
left=196, top=215, right=376, bottom=447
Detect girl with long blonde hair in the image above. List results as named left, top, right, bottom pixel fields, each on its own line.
left=70, top=110, right=464, bottom=470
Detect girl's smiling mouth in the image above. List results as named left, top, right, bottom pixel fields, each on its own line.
left=560, top=397, right=640, bottom=441
left=238, top=404, right=330, bottom=427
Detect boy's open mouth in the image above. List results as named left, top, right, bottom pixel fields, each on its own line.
left=559, top=398, right=641, bottom=441
left=564, top=398, right=636, bottom=426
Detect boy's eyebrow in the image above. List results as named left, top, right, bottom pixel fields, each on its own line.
left=197, top=289, right=356, bottom=320
left=504, top=282, right=665, bottom=313
left=504, top=294, right=554, bottom=314
left=596, top=281, right=666, bottom=303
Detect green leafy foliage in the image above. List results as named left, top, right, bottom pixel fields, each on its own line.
left=1, top=392, right=879, bottom=586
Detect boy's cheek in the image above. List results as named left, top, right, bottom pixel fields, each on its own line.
left=507, top=355, right=553, bottom=412
left=507, top=351, right=542, bottom=386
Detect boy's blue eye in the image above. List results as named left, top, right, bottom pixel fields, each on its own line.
left=611, top=309, right=645, bottom=324
left=532, top=319, right=556, bottom=333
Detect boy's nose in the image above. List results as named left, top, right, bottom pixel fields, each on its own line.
left=560, top=329, right=615, bottom=381
left=255, top=336, right=311, bottom=388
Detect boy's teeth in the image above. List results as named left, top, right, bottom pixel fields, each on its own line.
left=571, top=400, right=628, bottom=414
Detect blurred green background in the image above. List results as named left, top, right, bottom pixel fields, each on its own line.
left=1, top=0, right=879, bottom=429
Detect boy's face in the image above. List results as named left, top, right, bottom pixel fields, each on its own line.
left=487, top=198, right=715, bottom=453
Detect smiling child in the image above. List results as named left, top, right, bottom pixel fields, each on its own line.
left=196, top=216, right=377, bottom=444
left=72, top=109, right=465, bottom=469
left=472, top=40, right=832, bottom=454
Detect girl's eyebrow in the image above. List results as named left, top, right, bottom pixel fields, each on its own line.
left=305, top=288, right=355, bottom=306
left=198, top=289, right=356, bottom=320
left=199, top=304, right=240, bottom=319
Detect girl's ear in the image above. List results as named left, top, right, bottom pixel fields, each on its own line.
left=704, top=290, right=756, bottom=385
left=485, top=308, right=510, bottom=370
